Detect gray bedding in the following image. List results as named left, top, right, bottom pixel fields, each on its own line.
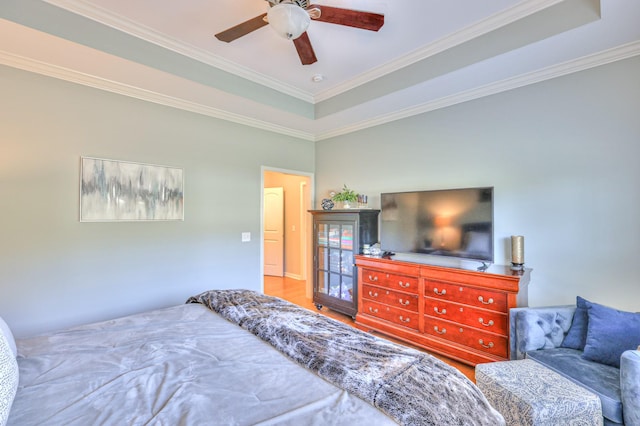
left=9, top=303, right=396, bottom=425
left=189, top=290, right=505, bottom=426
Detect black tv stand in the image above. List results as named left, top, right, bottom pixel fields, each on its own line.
left=477, top=261, right=490, bottom=272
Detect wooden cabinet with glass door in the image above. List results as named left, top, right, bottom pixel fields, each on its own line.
left=309, top=210, right=379, bottom=318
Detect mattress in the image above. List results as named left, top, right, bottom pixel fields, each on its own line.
left=9, top=303, right=396, bottom=425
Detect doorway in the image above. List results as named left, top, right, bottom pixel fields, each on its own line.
left=261, top=168, right=313, bottom=298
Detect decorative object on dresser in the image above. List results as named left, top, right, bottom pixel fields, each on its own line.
left=309, top=209, right=380, bottom=318
left=510, top=235, right=525, bottom=271
left=355, top=255, right=530, bottom=366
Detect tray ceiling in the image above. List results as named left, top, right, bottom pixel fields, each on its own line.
left=1, top=0, right=639, bottom=140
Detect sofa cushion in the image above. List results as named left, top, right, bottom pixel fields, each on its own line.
left=561, top=296, right=589, bottom=350
left=515, top=309, right=572, bottom=351
left=583, top=301, right=640, bottom=368
left=526, top=348, right=622, bottom=424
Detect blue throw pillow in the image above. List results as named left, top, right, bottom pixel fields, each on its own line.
left=582, top=301, right=640, bottom=368
left=561, top=296, right=590, bottom=350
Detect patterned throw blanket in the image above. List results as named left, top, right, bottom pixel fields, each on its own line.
left=187, top=289, right=504, bottom=426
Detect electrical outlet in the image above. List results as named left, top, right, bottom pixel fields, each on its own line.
left=241, top=232, right=251, bottom=242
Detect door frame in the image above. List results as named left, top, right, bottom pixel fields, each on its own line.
left=260, top=166, right=314, bottom=296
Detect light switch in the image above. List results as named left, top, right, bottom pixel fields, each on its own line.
left=241, top=232, right=251, bottom=242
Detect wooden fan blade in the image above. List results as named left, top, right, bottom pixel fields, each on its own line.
left=215, top=13, right=268, bottom=42
left=293, top=32, right=317, bottom=65
left=308, top=5, right=384, bottom=31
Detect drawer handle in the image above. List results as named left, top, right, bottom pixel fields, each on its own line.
left=478, top=296, right=494, bottom=305
left=398, top=281, right=410, bottom=288
left=398, top=298, right=410, bottom=306
left=368, top=291, right=378, bottom=298
left=479, top=339, right=494, bottom=349
left=433, top=307, right=447, bottom=315
left=399, top=316, right=411, bottom=323
left=368, top=275, right=378, bottom=282
left=478, top=318, right=494, bottom=327
left=434, top=288, right=447, bottom=296
left=434, top=326, right=446, bottom=334
left=368, top=307, right=379, bottom=314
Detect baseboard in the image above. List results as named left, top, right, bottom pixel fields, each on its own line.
left=284, top=272, right=303, bottom=281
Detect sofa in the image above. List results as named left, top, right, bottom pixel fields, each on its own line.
left=510, top=297, right=640, bottom=426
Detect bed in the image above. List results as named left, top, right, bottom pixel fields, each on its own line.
left=2, top=289, right=504, bottom=425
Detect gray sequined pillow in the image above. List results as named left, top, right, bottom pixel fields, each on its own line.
left=0, top=333, right=18, bottom=426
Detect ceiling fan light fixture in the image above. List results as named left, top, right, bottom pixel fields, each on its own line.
left=267, top=3, right=310, bottom=40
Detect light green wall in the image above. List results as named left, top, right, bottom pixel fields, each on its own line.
left=316, top=56, right=640, bottom=312
left=2, top=55, right=639, bottom=338
left=0, top=65, right=314, bottom=338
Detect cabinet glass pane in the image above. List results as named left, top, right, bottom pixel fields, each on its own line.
left=341, top=225, right=353, bottom=250
left=341, top=276, right=354, bottom=302
left=318, top=247, right=328, bottom=270
left=329, top=273, right=341, bottom=298
left=329, top=224, right=340, bottom=248
left=329, top=249, right=341, bottom=273
left=317, top=224, right=328, bottom=246
left=317, top=271, right=329, bottom=294
left=341, top=251, right=353, bottom=275
left=317, top=270, right=329, bottom=294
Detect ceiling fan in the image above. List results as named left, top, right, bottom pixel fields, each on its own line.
left=214, top=0, right=384, bottom=65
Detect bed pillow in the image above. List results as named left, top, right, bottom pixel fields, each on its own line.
left=582, top=301, right=640, bottom=368
left=0, top=318, right=16, bottom=358
left=0, top=332, right=19, bottom=426
left=561, top=296, right=590, bottom=350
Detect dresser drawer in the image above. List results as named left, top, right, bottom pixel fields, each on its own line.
left=363, top=284, right=419, bottom=312
left=360, top=299, right=419, bottom=331
left=361, top=269, right=418, bottom=294
left=423, top=297, right=508, bottom=335
left=424, top=317, right=508, bottom=358
left=424, top=280, right=507, bottom=312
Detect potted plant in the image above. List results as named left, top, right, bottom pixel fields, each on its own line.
left=332, top=184, right=358, bottom=209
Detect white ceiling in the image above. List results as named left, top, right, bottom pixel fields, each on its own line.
left=1, top=0, right=639, bottom=140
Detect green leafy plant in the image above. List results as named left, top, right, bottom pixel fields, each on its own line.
left=332, top=184, right=358, bottom=202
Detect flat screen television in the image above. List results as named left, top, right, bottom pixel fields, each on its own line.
left=380, top=187, right=494, bottom=264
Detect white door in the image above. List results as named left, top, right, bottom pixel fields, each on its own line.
left=264, top=187, right=284, bottom=276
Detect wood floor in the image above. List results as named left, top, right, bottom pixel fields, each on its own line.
left=264, top=275, right=475, bottom=382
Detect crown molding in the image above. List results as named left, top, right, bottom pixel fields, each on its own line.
left=2, top=33, right=637, bottom=142
left=41, top=0, right=315, bottom=103
left=315, top=41, right=640, bottom=141
left=313, top=0, right=566, bottom=102
left=0, top=50, right=315, bottom=141
left=43, top=0, right=564, bottom=105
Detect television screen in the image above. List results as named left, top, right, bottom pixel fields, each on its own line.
left=380, top=187, right=493, bottom=262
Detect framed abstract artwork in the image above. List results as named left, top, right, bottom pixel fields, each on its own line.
left=80, top=157, right=184, bottom=222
